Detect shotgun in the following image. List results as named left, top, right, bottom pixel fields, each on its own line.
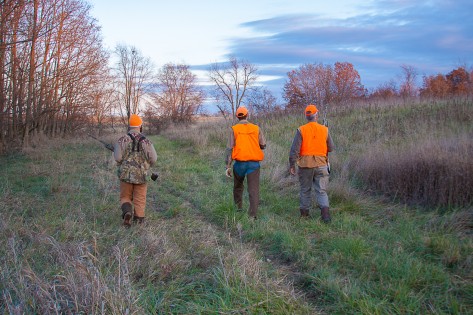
left=88, top=134, right=114, bottom=151
left=322, top=103, right=331, bottom=174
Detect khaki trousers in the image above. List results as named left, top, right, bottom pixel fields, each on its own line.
left=120, top=181, right=148, bottom=217
left=298, top=166, right=330, bottom=210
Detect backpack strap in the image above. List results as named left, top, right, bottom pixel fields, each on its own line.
left=127, top=133, right=136, bottom=152
left=127, top=133, right=147, bottom=152
left=137, top=135, right=146, bottom=152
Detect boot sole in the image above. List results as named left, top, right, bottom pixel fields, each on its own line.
left=322, top=217, right=331, bottom=223
left=123, top=212, right=132, bottom=227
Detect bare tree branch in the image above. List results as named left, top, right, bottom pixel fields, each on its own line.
left=208, top=56, right=258, bottom=118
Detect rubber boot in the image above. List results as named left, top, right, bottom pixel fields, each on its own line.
left=300, top=208, right=310, bottom=218
left=321, top=207, right=331, bottom=223
left=133, top=215, right=145, bottom=224
left=121, top=202, right=133, bottom=227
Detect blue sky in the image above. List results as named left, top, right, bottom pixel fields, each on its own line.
left=89, top=0, right=472, bottom=103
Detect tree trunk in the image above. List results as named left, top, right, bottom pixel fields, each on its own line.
left=23, top=0, right=39, bottom=147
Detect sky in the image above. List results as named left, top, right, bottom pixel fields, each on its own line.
left=88, top=0, right=473, bottom=107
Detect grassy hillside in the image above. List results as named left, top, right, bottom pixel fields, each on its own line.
left=1, top=99, right=472, bottom=314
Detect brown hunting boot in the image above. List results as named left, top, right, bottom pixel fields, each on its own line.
left=133, top=216, right=145, bottom=224
left=321, top=207, right=331, bottom=223
left=121, top=202, right=133, bottom=228
left=300, top=208, right=310, bottom=218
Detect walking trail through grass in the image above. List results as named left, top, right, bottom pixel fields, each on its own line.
left=145, top=136, right=317, bottom=314
left=150, top=134, right=472, bottom=314
left=0, top=130, right=471, bottom=314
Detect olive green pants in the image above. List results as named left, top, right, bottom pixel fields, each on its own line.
left=233, top=168, right=260, bottom=218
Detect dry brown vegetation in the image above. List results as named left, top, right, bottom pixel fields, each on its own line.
left=343, top=99, right=473, bottom=208
left=352, top=135, right=473, bottom=207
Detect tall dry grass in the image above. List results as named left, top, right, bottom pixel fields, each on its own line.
left=0, top=220, right=144, bottom=314
left=0, top=137, right=142, bottom=314
left=343, top=99, right=473, bottom=208
left=351, top=134, right=473, bottom=207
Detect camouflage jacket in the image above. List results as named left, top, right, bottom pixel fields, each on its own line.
left=114, top=130, right=157, bottom=184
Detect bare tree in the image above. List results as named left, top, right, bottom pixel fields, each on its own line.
left=399, top=64, right=418, bottom=100
left=114, top=44, right=154, bottom=124
left=55, top=1, right=109, bottom=135
left=23, top=0, right=39, bottom=146
left=89, top=70, right=116, bottom=135
left=151, top=63, right=204, bottom=123
left=208, top=56, right=258, bottom=119
left=0, top=0, right=26, bottom=150
left=247, top=88, right=279, bottom=114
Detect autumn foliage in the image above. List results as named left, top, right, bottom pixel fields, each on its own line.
left=283, top=62, right=365, bottom=108
left=420, top=67, right=472, bottom=98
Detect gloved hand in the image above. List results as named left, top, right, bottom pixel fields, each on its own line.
left=225, top=167, right=233, bottom=178
left=289, top=166, right=296, bottom=176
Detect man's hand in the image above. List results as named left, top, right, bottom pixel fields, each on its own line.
left=289, top=166, right=296, bottom=176
left=225, top=167, right=233, bottom=178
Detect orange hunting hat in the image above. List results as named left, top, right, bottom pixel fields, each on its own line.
left=305, top=104, right=318, bottom=116
left=236, top=106, right=248, bottom=117
left=129, top=114, right=143, bottom=127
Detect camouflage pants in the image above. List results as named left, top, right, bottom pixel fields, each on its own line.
left=298, top=166, right=330, bottom=210
left=120, top=181, right=148, bottom=217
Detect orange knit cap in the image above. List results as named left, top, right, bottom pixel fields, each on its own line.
left=305, top=104, right=318, bottom=116
left=129, top=114, right=142, bottom=127
left=236, top=106, right=248, bottom=118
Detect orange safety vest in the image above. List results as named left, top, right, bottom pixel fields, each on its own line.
left=299, top=122, right=328, bottom=156
left=231, top=123, right=264, bottom=161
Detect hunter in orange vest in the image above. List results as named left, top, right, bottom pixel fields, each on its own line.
left=225, top=106, right=266, bottom=219
left=289, top=104, right=334, bottom=222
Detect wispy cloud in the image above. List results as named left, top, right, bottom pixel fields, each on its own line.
left=222, top=0, right=473, bottom=92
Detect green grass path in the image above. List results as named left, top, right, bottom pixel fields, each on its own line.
left=151, top=134, right=472, bottom=315
left=0, top=134, right=471, bottom=314
left=146, top=136, right=316, bottom=314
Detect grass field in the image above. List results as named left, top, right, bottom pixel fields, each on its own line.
left=1, top=99, right=472, bottom=314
